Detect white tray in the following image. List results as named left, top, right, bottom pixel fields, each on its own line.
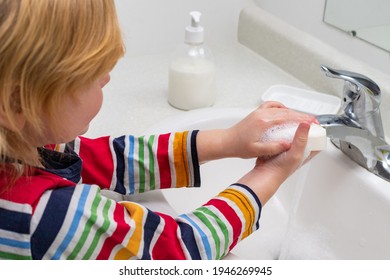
left=262, top=85, right=341, bottom=115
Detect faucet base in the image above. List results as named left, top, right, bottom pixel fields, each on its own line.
left=331, top=139, right=390, bottom=183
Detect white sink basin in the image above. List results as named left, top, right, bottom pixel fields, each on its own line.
left=141, top=107, right=390, bottom=259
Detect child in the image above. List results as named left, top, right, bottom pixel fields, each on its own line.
left=0, top=0, right=318, bottom=260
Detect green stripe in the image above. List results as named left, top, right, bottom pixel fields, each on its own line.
left=193, top=210, right=221, bottom=260
left=67, top=191, right=102, bottom=259
left=0, top=250, right=32, bottom=260
left=82, top=199, right=112, bottom=259
left=138, top=136, right=145, bottom=193
left=148, top=135, right=156, bottom=190
left=197, top=207, right=229, bottom=257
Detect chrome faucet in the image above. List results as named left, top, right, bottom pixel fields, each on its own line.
left=316, top=65, right=390, bottom=182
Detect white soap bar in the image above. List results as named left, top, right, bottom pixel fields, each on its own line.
left=306, top=123, right=327, bottom=151
left=261, top=123, right=327, bottom=152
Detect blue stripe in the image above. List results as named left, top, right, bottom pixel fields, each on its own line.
left=178, top=222, right=201, bottom=259
left=190, top=131, right=201, bottom=187
left=0, top=237, right=30, bottom=249
left=51, top=185, right=91, bottom=259
left=31, top=186, right=75, bottom=259
left=180, top=214, right=212, bottom=260
left=0, top=207, right=30, bottom=234
left=128, top=135, right=135, bottom=194
left=112, top=136, right=126, bottom=194
left=141, top=210, right=160, bottom=259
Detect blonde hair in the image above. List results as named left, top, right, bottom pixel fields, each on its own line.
left=0, top=0, right=125, bottom=186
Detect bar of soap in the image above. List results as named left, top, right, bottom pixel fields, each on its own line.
left=306, top=123, right=327, bottom=151
left=261, top=123, right=327, bottom=152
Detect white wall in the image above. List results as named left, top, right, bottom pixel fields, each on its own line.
left=114, top=0, right=253, bottom=56
left=115, top=0, right=390, bottom=74
left=254, top=0, right=390, bottom=75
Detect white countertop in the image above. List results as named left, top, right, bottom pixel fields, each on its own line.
left=86, top=44, right=310, bottom=138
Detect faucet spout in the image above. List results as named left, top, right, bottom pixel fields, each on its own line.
left=317, top=114, right=388, bottom=171
left=316, top=114, right=361, bottom=130
left=318, top=113, right=390, bottom=181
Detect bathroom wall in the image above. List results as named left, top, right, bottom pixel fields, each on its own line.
left=114, top=0, right=253, bottom=56
left=115, top=0, right=389, bottom=74
left=254, top=0, right=390, bottom=75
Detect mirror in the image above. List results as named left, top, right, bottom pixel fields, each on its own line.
left=323, top=0, right=390, bottom=52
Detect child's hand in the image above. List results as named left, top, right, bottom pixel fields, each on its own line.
left=237, top=122, right=312, bottom=205
left=223, top=101, right=317, bottom=159
left=196, top=101, right=317, bottom=163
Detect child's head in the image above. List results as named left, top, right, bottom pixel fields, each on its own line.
left=0, top=0, right=125, bottom=177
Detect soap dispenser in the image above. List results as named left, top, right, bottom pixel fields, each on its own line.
left=168, top=11, right=216, bottom=110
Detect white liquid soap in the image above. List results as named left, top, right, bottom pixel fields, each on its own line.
left=169, top=59, right=216, bottom=110
left=168, top=11, right=216, bottom=110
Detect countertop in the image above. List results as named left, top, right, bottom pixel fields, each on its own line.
left=86, top=44, right=310, bottom=138
left=85, top=4, right=390, bottom=140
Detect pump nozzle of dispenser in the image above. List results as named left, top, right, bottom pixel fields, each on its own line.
left=185, top=11, right=204, bottom=44
left=190, top=11, right=201, bottom=27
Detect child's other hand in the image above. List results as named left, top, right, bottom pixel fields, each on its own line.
left=237, top=122, right=313, bottom=205
left=222, top=101, right=317, bottom=159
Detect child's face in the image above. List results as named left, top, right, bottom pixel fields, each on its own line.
left=30, top=73, right=111, bottom=145
left=63, top=73, right=110, bottom=138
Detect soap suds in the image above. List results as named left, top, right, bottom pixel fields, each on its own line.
left=260, top=123, right=299, bottom=143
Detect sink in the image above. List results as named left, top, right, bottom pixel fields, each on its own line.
left=141, top=107, right=390, bottom=259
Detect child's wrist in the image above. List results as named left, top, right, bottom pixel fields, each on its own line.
left=237, top=167, right=285, bottom=205
left=215, top=128, right=235, bottom=159
left=218, top=127, right=239, bottom=159
left=197, top=129, right=230, bottom=162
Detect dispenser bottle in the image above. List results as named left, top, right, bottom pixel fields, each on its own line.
left=168, top=11, right=216, bottom=110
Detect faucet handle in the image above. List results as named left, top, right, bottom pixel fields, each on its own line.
left=320, top=65, right=381, bottom=98
left=321, top=64, right=385, bottom=140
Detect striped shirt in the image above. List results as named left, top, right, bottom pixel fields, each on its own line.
left=0, top=131, right=261, bottom=259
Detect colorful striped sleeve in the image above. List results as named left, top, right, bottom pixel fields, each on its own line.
left=0, top=199, right=32, bottom=260
left=69, top=131, right=200, bottom=194
left=30, top=183, right=261, bottom=259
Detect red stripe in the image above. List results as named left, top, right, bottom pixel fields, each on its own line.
left=151, top=212, right=186, bottom=259
left=96, top=203, right=130, bottom=259
left=78, top=136, right=114, bottom=189
left=157, top=133, right=171, bottom=188
left=204, top=199, right=243, bottom=250
left=0, top=169, right=75, bottom=207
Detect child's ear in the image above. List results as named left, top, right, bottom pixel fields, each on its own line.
left=0, top=86, right=27, bottom=132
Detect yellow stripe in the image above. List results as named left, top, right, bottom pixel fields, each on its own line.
left=173, top=132, right=189, bottom=187
left=114, top=202, right=145, bottom=259
left=218, top=188, right=255, bottom=239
